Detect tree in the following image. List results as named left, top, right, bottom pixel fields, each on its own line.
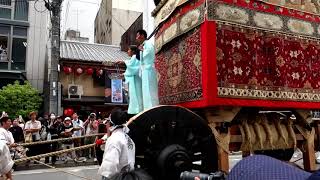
left=0, top=81, right=42, bottom=118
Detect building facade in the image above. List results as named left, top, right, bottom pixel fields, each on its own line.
left=59, top=40, right=128, bottom=117
left=64, top=29, right=89, bottom=43
left=0, top=0, right=49, bottom=92
left=94, top=0, right=112, bottom=44
left=94, top=0, right=142, bottom=46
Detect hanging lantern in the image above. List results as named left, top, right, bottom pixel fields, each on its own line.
left=63, top=67, right=72, bottom=74
left=76, top=67, right=83, bottom=75
left=86, top=67, right=94, bottom=75
left=97, top=69, right=104, bottom=76
left=64, top=108, right=74, bottom=117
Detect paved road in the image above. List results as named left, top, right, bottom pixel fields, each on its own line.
left=12, top=151, right=317, bottom=180
left=13, top=165, right=100, bottom=180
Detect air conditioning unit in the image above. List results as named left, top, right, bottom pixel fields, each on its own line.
left=68, top=84, right=83, bottom=99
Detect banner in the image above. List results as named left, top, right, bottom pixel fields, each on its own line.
left=105, top=71, right=127, bottom=104
left=111, top=79, right=123, bottom=103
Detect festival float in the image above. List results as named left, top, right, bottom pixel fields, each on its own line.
left=127, top=0, right=320, bottom=179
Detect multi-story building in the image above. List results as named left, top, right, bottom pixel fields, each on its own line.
left=0, top=0, right=49, bottom=92
left=64, top=29, right=89, bottom=43
left=94, top=0, right=142, bottom=46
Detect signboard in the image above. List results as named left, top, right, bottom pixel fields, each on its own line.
left=111, top=79, right=123, bottom=103
left=105, top=71, right=127, bottom=104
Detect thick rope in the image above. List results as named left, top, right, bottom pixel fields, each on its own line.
left=33, top=160, right=95, bottom=180
left=19, top=133, right=106, bottom=146
left=14, top=144, right=95, bottom=164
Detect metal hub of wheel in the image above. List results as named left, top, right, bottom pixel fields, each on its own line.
left=128, top=106, right=218, bottom=180
left=157, top=144, right=192, bottom=179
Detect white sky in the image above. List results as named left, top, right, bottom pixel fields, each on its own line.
left=61, top=0, right=102, bottom=43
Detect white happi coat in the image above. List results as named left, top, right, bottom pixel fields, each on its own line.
left=0, top=140, right=14, bottom=176
left=98, top=127, right=135, bottom=178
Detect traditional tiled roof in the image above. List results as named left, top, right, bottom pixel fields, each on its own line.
left=60, top=40, right=129, bottom=63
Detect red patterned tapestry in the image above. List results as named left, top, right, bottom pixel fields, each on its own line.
left=217, top=24, right=320, bottom=102
left=156, top=28, right=202, bottom=104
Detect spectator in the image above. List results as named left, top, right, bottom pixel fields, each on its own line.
left=72, top=112, right=84, bottom=161
left=24, top=111, right=41, bottom=160
left=84, top=112, right=98, bottom=160
left=98, top=109, right=135, bottom=179
left=48, top=116, right=63, bottom=164
left=0, top=139, right=14, bottom=180
left=41, top=113, right=57, bottom=163
left=95, top=120, right=110, bottom=165
left=9, top=119, right=24, bottom=143
left=0, top=117, right=15, bottom=146
left=60, top=117, right=76, bottom=163
left=17, top=115, right=25, bottom=129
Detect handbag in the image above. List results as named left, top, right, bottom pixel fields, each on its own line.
left=25, top=133, right=32, bottom=143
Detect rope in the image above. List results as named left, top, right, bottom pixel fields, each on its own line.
left=33, top=160, right=95, bottom=180
left=14, top=144, right=95, bottom=164
left=18, top=133, right=106, bottom=146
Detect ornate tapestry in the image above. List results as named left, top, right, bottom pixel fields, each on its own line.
left=258, top=0, right=320, bottom=15
left=216, top=24, right=320, bottom=102
left=154, top=0, right=199, bottom=27
left=207, top=0, right=320, bottom=38
left=155, top=0, right=205, bottom=53
left=155, top=28, right=202, bottom=104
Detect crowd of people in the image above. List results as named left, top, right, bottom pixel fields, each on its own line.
left=0, top=107, right=140, bottom=180
left=0, top=111, right=105, bottom=164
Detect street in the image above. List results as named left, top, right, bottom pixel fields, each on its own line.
left=13, top=151, right=314, bottom=180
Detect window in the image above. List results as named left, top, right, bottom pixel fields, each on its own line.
left=0, top=0, right=28, bottom=21
left=0, top=8, right=11, bottom=19
left=14, top=0, right=29, bottom=21
left=0, top=36, right=9, bottom=64
left=13, top=27, right=27, bottom=36
left=0, top=0, right=11, bottom=6
left=0, top=25, right=10, bottom=67
left=0, top=26, right=27, bottom=71
left=11, top=37, right=27, bottom=70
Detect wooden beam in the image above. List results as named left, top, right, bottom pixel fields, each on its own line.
left=205, top=107, right=241, bottom=123
left=302, top=139, right=316, bottom=171
left=230, top=134, right=304, bottom=143
left=218, top=146, right=229, bottom=172
left=315, top=122, right=320, bottom=151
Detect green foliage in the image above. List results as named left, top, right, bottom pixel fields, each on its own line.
left=0, top=81, right=42, bottom=118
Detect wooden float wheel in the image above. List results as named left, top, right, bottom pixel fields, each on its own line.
left=128, top=106, right=218, bottom=180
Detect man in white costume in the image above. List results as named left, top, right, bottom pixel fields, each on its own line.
left=0, top=139, right=14, bottom=180
left=0, top=117, right=15, bottom=147
left=98, top=109, right=135, bottom=180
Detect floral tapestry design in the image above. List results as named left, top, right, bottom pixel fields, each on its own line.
left=217, top=24, right=320, bottom=101
left=156, top=28, right=202, bottom=104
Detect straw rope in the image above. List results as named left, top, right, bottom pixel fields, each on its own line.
left=14, top=144, right=95, bottom=164
left=18, top=133, right=106, bottom=146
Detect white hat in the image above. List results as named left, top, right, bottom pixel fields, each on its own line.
left=64, top=117, right=71, bottom=121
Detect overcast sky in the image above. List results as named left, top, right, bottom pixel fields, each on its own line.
left=61, top=0, right=102, bottom=43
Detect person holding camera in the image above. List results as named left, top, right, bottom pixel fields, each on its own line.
left=48, top=116, right=63, bottom=165
left=60, top=117, right=76, bottom=163
left=84, top=113, right=98, bottom=160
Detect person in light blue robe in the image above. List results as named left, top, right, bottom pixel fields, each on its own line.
left=136, top=30, right=159, bottom=110
left=124, top=45, right=143, bottom=115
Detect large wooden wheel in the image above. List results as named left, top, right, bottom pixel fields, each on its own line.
left=127, top=106, right=218, bottom=180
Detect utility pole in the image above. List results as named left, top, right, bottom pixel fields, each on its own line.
left=45, top=0, right=63, bottom=114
